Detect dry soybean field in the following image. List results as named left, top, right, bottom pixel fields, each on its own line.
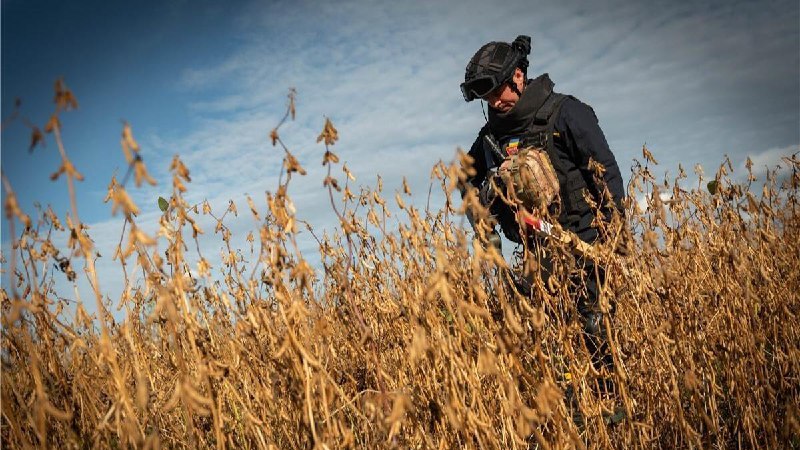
left=2, top=87, right=799, bottom=449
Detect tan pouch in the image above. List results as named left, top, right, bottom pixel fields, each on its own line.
left=500, top=146, right=560, bottom=210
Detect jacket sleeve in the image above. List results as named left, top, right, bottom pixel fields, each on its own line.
left=559, top=98, right=625, bottom=214
left=461, top=126, right=523, bottom=243
left=462, top=125, right=490, bottom=194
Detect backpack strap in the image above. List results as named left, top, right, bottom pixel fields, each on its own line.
left=534, top=91, right=567, bottom=125
left=522, top=92, right=568, bottom=172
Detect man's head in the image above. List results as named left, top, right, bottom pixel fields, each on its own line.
left=461, top=35, right=532, bottom=111
left=484, top=67, right=526, bottom=113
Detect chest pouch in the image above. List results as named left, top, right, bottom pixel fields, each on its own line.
left=499, top=146, right=560, bottom=212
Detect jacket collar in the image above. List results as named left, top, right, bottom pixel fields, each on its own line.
left=488, top=73, right=554, bottom=138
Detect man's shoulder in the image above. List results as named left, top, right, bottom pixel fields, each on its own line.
left=554, top=94, right=598, bottom=127
left=556, top=94, right=593, bottom=114
left=468, top=123, right=491, bottom=155
left=472, top=123, right=492, bottom=144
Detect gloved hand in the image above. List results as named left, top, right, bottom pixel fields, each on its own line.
left=478, top=180, right=494, bottom=207
left=478, top=172, right=502, bottom=207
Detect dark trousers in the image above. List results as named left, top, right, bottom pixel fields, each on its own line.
left=519, top=239, right=616, bottom=376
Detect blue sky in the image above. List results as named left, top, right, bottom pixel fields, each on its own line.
left=2, top=0, right=799, bottom=307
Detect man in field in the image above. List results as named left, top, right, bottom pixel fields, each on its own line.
left=459, top=35, right=625, bottom=389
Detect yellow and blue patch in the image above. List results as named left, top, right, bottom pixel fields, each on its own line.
left=506, top=138, right=520, bottom=155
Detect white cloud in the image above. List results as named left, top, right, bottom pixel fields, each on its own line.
left=741, top=144, right=800, bottom=179
left=635, top=190, right=674, bottom=214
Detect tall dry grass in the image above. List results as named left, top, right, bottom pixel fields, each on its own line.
left=2, top=84, right=799, bottom=449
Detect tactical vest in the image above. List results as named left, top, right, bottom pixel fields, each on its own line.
left=483, top=92, right=594, bottom=240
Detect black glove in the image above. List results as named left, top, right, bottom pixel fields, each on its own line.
left=478, top=172, right=502, bottom=207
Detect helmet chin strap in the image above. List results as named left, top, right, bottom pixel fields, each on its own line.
left=508, top=79, right=523, bottom=97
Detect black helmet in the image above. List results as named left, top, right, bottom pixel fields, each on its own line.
left=460, top=35, right=532, bottom=102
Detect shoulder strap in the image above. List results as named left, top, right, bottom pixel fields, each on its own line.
left=519, top=93, right=566, bottom=155
left=539, top=93, right=568, bottom=180
left=534, top=92, right=568, bottom=126
left=520, top=93, right=567, bottom=146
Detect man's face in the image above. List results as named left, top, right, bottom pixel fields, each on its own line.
left=483, top=68, right=525, bottom=113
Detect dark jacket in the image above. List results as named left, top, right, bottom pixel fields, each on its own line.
left=465, top=74, right=625, bottom=244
